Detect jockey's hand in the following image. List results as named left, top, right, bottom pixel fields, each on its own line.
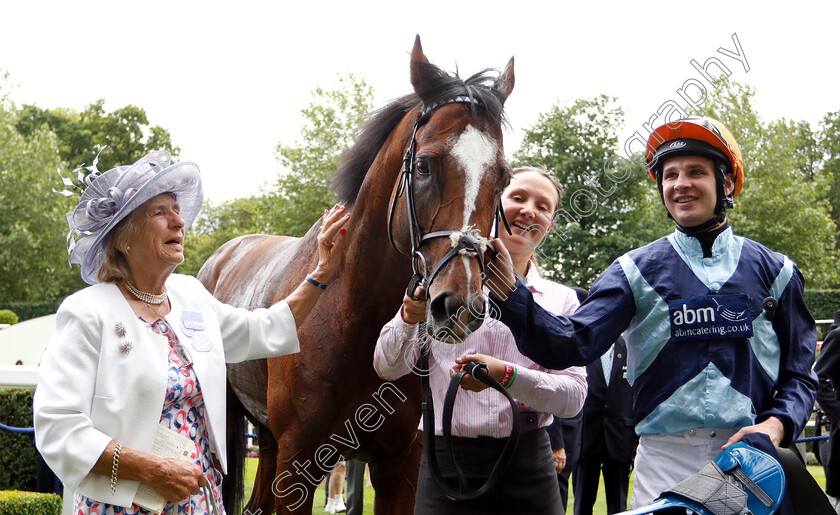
left=451, top=353, right=508, bottom=392
left=401, top=286, right=427, bottom=324
left=311, top=205, right=351, bottom=284
left=721, top=416, right=785, bottom=450
left=484, top=238, right=516, bottom=300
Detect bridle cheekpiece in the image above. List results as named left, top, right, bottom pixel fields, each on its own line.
left=387, top=96, right=511, bottom=301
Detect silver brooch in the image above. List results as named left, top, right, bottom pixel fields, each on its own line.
left=115, top=322, right=132, bottom=353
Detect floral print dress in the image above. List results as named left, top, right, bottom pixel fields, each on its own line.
left=75, top=318, right=225, bottom=515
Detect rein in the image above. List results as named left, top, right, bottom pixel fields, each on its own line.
left=390, top=95, right=520, bottom=500
left=418, top=345, right=522, bottom=501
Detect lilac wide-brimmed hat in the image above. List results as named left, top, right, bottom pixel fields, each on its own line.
left=60, top=150, right=202, bottom=285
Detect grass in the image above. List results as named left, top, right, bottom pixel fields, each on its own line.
left=242, top=458, right=828, bottom=514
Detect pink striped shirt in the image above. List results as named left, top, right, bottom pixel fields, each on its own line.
left=374, top=265, right=587, bottom=438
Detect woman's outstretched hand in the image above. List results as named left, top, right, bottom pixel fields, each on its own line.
left=311, top=205, right=351, bottom=284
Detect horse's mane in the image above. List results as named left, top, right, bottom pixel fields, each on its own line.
left=331, top=66, right=509, bottom=204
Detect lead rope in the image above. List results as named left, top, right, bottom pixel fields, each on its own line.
left=416, top=302, right=521, bottom=501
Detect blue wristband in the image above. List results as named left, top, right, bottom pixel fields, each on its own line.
left=305, top=276, right=327, bottom=290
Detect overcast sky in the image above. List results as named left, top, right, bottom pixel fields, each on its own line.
left=2, top=1, right=837, bottom=203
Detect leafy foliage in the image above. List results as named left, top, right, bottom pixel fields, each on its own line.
left=512, top=95, right=668, bottom=287
left=0, top=71, right=182, bottom=301
left=804, top=290, right=840, bottom=323
left=15, top=99, right=180, bottom=172
left=0, top=491, right=62, bottom=515
left=0, top=96, right=83, bottom=301
left=182, top=74, right=374, bottom=276
left=699, top=80, right=840, bottom=287
left=0, top=389, right=36, bottom=491
left=179, top=197, right=268, bottom=276
left=819, top=110, right=840, bottom=246
left=0, top=300, right=63, bottom=322
left=0, top=310, right=18, bottom=324
left=265, top=73, right=374, bottom=237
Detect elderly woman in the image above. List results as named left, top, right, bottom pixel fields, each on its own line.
left=34, top=151, right=349, bottom=514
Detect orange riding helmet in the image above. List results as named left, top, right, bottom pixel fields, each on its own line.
left=645, top=116, right=744, bottom=198
left=645, top=117, right=744, bottom=225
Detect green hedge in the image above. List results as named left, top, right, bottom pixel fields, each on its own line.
left=0, top=390, right=36, bottom=491
left=0, top=301, right=61, bottom=322
left=0, top=491, right=61, bottom=515
left=806, top=290, right=840, bottom=321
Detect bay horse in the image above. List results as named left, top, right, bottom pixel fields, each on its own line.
left=198, top=36, right=514, bottom=514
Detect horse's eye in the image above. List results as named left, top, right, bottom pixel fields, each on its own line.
left=415, top=158, right=431, bottom=176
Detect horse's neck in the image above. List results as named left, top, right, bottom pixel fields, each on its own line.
left=339, top=148, right=412, bottom=303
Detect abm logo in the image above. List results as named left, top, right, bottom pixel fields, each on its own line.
left=711, top=297, right=749, bottom=322
left=671, top=303, right=715, bottom=326
left=669, top=294, right=753, bottom=342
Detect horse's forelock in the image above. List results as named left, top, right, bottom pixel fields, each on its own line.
left=330, top=67, right=508, bottom=205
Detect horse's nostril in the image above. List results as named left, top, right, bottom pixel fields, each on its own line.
left=429, top=292, right=485, bottom=325
left=470, top=295, right=486, bottom=320
left=429, top=292, right=450, bottom=322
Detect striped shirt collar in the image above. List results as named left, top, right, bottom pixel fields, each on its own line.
left=522, top=260, right=549, bottom=294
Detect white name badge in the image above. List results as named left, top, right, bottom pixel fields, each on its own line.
left=191, top=334, right=213, bottom=352
left=182, top=311, right=206, bottom=331
left=180, top=323, right=194, bottom=337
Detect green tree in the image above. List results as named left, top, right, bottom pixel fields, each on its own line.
left=513, top=95, right=667, bottom=287
left=181, top=74, right=375, bottom=276
left=700, top=80, right=840, bottom=286
left=264, top=73, right=374, bottom=236
left=15, top=99, right=180, bottom=173
left=180, top=197, right=267, bottom=276
left=819, top=110, right=840, bottom=249
left=0, top=96, right=83, bottom=301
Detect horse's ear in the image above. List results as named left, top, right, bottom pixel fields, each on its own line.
left=494, top=57, right=515, bottom=104
left=410, top=34, right=444, bottom=101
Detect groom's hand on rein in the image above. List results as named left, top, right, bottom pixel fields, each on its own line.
left=401, top=286, right=427, bottom=324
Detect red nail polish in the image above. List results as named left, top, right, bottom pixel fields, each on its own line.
left=340, top=228, right=347, bottom=235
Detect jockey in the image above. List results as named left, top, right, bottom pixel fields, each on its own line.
left=485, top=116, right=818, bottom=507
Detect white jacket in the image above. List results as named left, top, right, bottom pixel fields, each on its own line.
left=33, top=274, right=299, bottom=508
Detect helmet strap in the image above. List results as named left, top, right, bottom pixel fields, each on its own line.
left=713, top=161, right=734, bottom=222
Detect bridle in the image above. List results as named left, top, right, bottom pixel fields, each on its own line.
left=386, top=95, right=512, bottom=302
left=387, top=95, right=520, bottom=501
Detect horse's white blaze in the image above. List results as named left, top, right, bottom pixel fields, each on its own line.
left=451, top=125, right=497, bottom=226
left=461, top=254, right=472, bottom=288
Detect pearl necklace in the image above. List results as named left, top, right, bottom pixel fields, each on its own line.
left=124, top=281, right=168, bottom=305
